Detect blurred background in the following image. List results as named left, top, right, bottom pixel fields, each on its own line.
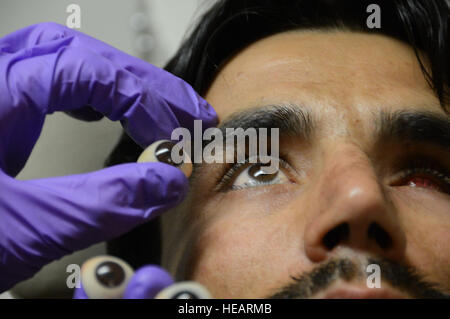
left=0, top=0, right=209, bottom=298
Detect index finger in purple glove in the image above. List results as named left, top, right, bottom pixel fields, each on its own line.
left=0, top=22, right=217, bottom=176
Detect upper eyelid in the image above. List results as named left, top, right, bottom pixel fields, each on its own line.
left=390, top=154, right=450, bottom=176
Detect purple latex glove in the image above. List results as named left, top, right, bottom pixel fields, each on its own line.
left=0, top=22, right=217, bottom=292
left=123, top=265, right=174, bottom=299
left=73, top=265, right=173, bottom=299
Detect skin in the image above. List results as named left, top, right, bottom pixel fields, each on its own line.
left=160, top=30, right=450, bottom=298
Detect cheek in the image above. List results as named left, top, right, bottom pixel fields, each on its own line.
left=393, top=190, right=450, bottom=287
left=187, top=198, right=308, bottom=298
left=189, top=218, right=264, bottom=298
left=405, top=230, right=450, bottom=291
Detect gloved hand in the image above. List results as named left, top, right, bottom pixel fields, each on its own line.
left=0, top=22, right=217, bottom=292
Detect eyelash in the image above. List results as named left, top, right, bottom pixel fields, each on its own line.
left=215, top=157, right=293, bottom=191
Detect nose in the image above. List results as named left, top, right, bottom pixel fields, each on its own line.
left=304, top=146, right=406, bottom=263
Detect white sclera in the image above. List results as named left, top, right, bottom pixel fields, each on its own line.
left=155, top=281, right=212, bottom=299
left=81, top=255, right=134, bottom=299
left=137, top=139, right=193, bottom=178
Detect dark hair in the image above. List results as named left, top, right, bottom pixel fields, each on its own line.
left=106, top=0, right=450, bottom=268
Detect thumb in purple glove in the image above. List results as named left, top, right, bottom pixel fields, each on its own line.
left=123, top=266, right=174, bottom=299
left=0, top=162, right=187, bottom=292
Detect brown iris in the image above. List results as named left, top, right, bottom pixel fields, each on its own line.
left=95, top=261, right=125, bottom=288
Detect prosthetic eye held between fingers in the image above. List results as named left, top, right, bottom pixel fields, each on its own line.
left=77, top=141, right=200, bottom=299
left=138, top=140, right=193, bottom=178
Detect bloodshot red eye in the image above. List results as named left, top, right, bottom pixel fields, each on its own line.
left=406, top=176, right=442, bottom=191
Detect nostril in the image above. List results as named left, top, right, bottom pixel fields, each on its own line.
left=322, top=223, right=350, bottom=250
left=368, top=222, right=393, bottom=249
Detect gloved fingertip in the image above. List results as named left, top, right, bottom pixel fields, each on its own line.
left=137, top=140, right=193, bottom=178
left=123, top=265, right=174, bottom=299
left=136, top=162, right=190, bottom=214
left=200, top=100, right=219, bottom=129
left=73, top=283, right=89, bottom=299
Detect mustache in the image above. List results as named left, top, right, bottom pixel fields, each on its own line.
left=268, top=257, right=450, bottom=299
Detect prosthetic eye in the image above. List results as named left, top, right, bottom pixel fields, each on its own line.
left=138, top=139, right=192, bottom=177
left=80, top=255, right=134, bottom=299
left=155, top=281, right=212, bottom=299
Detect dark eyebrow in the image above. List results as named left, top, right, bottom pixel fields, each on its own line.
left=189, top=106, right=450, bottom=184
left=217, top=103, right=315, bottom=140
left=376, top=110, right=450, bottom=150
left=217, top=107, right=450, bottom=149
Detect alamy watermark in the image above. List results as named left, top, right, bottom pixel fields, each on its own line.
left=366, top=4, right=381, bottom=29
left=66, top=4, right=81, bottom=29
left=366, top=263, right=381, bottom=288
left=170, top=120, right=280, bottom=174
left=66, top=263, right=81, bottom=289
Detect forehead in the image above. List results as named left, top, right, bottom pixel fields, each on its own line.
left=205, top=30, right=442, bottom=130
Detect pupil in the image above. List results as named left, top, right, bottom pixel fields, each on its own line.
left=248, top=164, right=278, bottom=182
left=95, top=261, right=125, bottom=288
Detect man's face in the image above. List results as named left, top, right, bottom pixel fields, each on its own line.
left=161, top=31, right=450, bottom=298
